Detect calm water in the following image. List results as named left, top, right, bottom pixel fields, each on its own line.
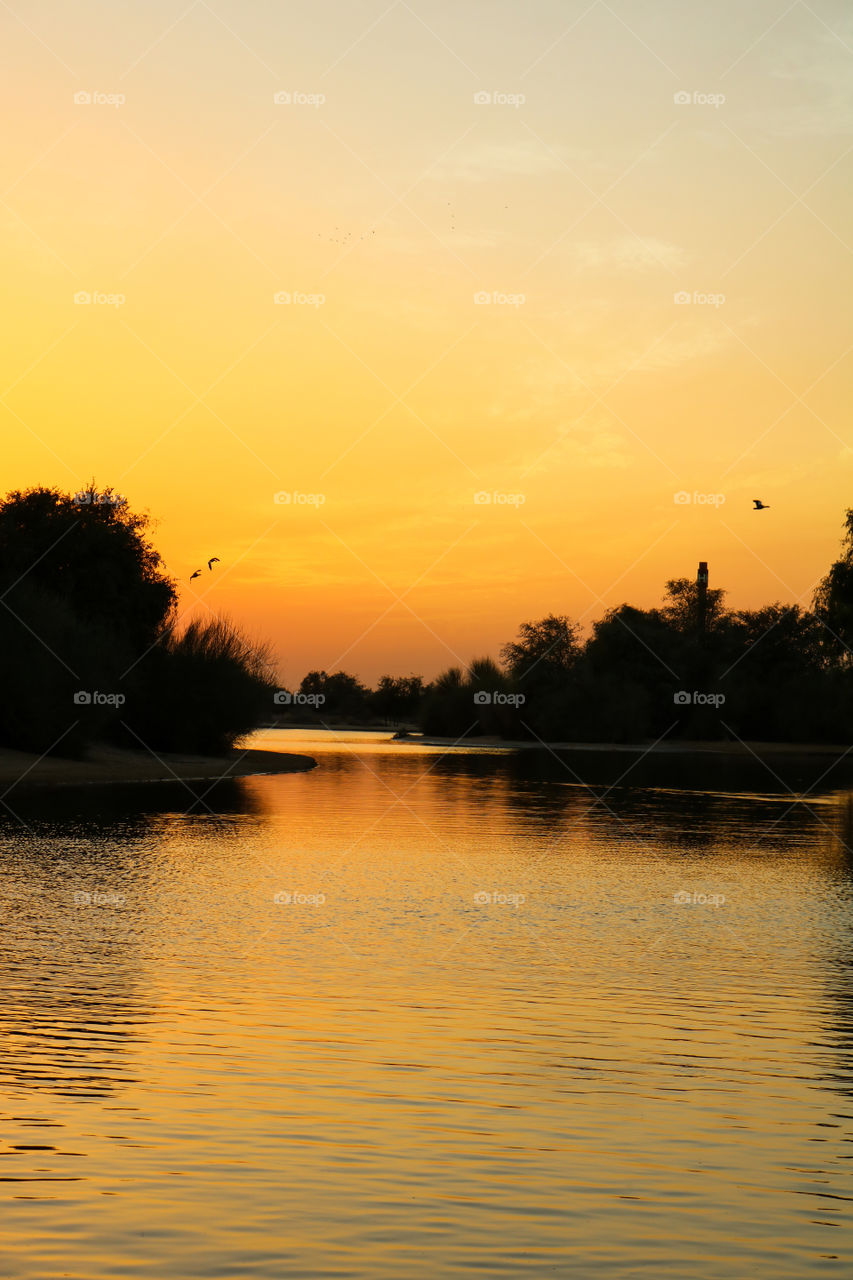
left=2, top=730, right=852, bottom=1278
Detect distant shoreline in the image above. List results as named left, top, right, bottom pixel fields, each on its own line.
left=394, top=733, right=853, bottom=757
left=266, top=723, right=853, bottom=757
left=0, top=744, right=317, bottom=791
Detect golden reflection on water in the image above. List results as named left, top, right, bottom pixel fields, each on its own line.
left=0, top=731, right=851, bottom=1278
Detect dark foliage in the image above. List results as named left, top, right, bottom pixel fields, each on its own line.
left=0, top=484, right=273, bottom=756
left=370, top=675, right=425, bottom=726
left=122, top=617, right=276, bottom=755
left=0, top=482, right=176, bottom=649
left=299, top=670, right=371, bottom=720
left=418, top=543, right=853, bottom=744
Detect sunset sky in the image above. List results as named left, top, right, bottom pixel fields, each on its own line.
left=2, top=0, right=852, bottom=683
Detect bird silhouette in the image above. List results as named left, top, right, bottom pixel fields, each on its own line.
left=752, top=499, right=771, bottom=510
left=189, top=569, right=202, bottom=580
left=208, top=557, right=220, bottom=571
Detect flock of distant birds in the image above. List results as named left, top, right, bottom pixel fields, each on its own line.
left=318, top=204, right=516, bottom=244
left=321, top=228, right=376, bottom=245
left=183, top=502, right=769, bottom=584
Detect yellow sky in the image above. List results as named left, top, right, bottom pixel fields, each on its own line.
left=2, top=1, right=852, bottom=681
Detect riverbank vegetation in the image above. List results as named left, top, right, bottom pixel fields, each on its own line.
left=0, top=484, right=275, bottom=756
left=4, top=485, right=853, bottom=755
left=278, top=509, right=853, bottom=744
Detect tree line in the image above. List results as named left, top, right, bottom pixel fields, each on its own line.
left=283, top=512, right=853, bottom=744
left=3, top=483, right=853, bottom=757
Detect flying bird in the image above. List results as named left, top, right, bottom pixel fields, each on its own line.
left=208, top=557, right=220, bottom=571
left=752, top=499, right=771, bottom=510
left=189, top=569, right=202, bottom=580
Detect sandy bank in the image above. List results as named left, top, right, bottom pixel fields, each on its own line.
left=0, top=744, right=317, bottom=790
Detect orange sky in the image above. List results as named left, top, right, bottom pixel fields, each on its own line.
left=2, top=1, right=852, bottom=682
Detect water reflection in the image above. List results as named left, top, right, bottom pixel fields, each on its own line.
left=0, top=833, right=147, bottom=1099
left=0, top=782, right=258, bottom=1100
left=0, top=733, right=851, bottom=1278
left=3, top=776, right=262, bottom=823
left=511, top=742, right=853, bottom=795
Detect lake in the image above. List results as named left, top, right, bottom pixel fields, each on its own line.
left=1, top=729, right=852, bottom=1278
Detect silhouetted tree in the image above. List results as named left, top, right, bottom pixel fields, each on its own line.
left=421, top=667, right=469, bottom=736
left=581, top=604, right=680, bottom=741
left=299, top=670, right=370, bottom=720
left=500, top=615, right=582, bottom=738
left=371, top=675, right=424, bottom=725
left=722, top=604, right=845, bottom=741
left=0, top=583, right=119, bottom=754
left=660, top=577, right=727, bottom=634
left=814, top=508, right=853, bottom=661
left=0, top=482, right=176, bottom=649
left=421, top=658, right=523, bottom=737
left=0, top=483, right=273, bottom=755
left=501, top=614, right=582, bottom=677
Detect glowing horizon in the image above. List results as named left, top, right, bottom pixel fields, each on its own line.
left=3, top=0, right=852, bottom=683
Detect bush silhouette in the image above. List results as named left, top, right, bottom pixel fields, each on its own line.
left=123, top=616, right=276, bottom=755
left=0, top=484, right=275, bottom=757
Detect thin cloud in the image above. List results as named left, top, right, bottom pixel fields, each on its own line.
left=754, top=27, right=853, bottom=137
left=520, top=418, right=633, bottom=475
left=431, top=142, right=566, bottom=182
left=568, top=237, right=686, bottom=273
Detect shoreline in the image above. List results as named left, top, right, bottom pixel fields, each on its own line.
left=264, top=726, right=853, bottom=757
left=0, top=744, right=317, bottom=790
left=5, top=730, right=849, bottom=791
left=395, top=733, right=853, bottom=757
